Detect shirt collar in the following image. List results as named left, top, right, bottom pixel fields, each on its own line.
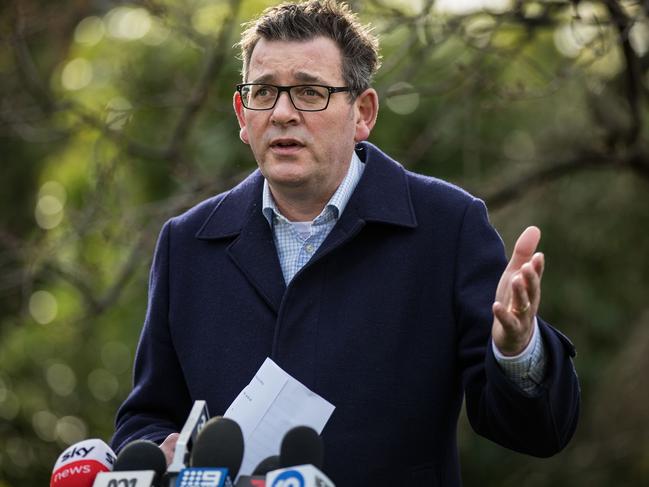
left=262, top=151, right=365, bottom=225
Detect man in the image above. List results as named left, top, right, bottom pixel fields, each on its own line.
left=111, top=1, right=580, bottom=485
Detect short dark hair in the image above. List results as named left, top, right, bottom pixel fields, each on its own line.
left=239, top=0, right=381, bottom=97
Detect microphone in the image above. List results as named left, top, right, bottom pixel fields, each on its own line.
left=164, top=400, right=211, bottom=485
left=175, top=416, right=245, bottom=487
left=279, top=426, right=324, bottom=470
left=233, top=456, right=278, bottom=486
left=92, top=440, right=166, bottom=487
left=253, top=456, right=280, bottom=475
left=265, top=426, right=334, bottom=487
left=50, top=439, right=116, bottom=487
left=265, top=465, right=335, bottom=487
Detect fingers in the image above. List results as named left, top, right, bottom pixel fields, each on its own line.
left=493, top=300, right=517, bottom=331
left=492, top=299, right=534, bottom=356
left=509, top=273, right=531, bottom=314
left=492, top=255, right=541, bottom=354
left=520, top=255, right=543, bottom=306
left=493, top=230, right=545, bottom=355
left=160, top=432, right=180, bottom=466
left=506, top=226, right=541, bottom=272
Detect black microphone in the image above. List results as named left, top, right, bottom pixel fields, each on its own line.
left=175, top=417, right=245, bottom=486
left=264, top=426, right=335, bottom=487
left=114, top=440, right=167, bottom=473
left=92, top=440, right=166, bottom=487
left=279, top=426, right=324, bottom=470
left=253, top=456, right=280, bottom=475
left=191, top=417, right=244, bottom=474
left=233, top=455, right=279, bottom=486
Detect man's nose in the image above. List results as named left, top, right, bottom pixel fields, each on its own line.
left=270, top=91, right=299, bottom=124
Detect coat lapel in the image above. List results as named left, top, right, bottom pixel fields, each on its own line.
left=306, top=142, right=418, bottom=267
left=195, top=171, right=286, bottom=313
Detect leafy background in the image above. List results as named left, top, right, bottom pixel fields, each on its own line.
left=1, top=0, right=648, bottom=485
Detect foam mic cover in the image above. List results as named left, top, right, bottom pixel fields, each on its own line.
left=252, top=455, right=280, bottom=475
left=50, top=439, right=116, bottom=487
left=233, top=456, right=278, bottom=487
left=279, top=426, right=324, bottom=470
left=190, top=417, right=245, bottom=479
left=113, top=439, right=167, bottom=486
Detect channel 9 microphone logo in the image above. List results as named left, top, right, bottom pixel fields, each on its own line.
left=176, top=467, right=229, bottom=487
left=269, top=470, right=305, bottom=487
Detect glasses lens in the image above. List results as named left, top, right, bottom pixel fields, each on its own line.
left=242, top=84, right=278, bottom=109
left=290, top=85, right=329, bottom=110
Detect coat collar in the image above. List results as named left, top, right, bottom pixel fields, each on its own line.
left=195, top=141, right=417, bottom=240
left=193, top=142, right=418, bottom=314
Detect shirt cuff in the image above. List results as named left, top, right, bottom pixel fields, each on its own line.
left=492, top=317, right=547, bottom=396
left=492, top=317, right=540, bottom=362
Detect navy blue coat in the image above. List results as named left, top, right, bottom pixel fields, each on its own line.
left=112, top=142, right=579, bottom=486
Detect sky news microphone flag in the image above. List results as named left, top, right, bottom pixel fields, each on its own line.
left=50, top=439, right=116, bottom=487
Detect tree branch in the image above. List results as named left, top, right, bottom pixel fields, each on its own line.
left=482, top=149, right=649, bottom=210
left=604, top=0, right=644, bottom=145
left=165, top=0, right=243, bottom=164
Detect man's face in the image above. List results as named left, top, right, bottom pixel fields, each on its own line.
left=234, top=36, right=366, bottom=201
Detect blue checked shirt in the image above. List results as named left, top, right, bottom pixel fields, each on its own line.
left=262, top=153, right=546, bottom=395
left=262, top=152, right=366, bottom=284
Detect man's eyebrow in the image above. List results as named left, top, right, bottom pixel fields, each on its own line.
left=250, top=74, right=275, bottom=84
left=294, top=72, right=325, bottom=84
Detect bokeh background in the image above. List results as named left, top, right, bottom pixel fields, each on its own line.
left=1, top=0, right=649, bottom=485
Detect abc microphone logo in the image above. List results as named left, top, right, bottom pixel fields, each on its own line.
left=270, top=470, right=305, bottom=487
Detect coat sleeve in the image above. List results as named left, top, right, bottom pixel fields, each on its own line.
left=454, top=198, right=580, bottom=457
left=111, top=220, right=193, bottom=453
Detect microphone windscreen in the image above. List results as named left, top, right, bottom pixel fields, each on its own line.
left=113, top=439, right=166, bottom=485
left=252, top=455, right=280, bottom=475
left=279, top=426, right=324, bottom=470
left=190, top=417, right=244, bottom=478
left=50, top=439, right=115, bottom=487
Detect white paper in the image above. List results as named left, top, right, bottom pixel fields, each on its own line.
left=224, top=357, right=335, bottom=477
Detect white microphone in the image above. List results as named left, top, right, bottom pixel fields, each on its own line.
left=265, top=465, right=335, bottom=487
left=50, top=439, right=116, bottom=487
left=164, top=400, right=210, bottom=485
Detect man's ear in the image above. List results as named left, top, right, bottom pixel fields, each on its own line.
left=233, top=91, right=250, bottom=145
left=353, top=88, right=379, bottom=142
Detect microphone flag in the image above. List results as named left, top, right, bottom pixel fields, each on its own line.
left=175, top=467, right=232, bottom=487
left=50, top=439, right=116, bottom=487
left=92, top=470, right=156, bottom=487
left=265, top=465, right=334, bottom=487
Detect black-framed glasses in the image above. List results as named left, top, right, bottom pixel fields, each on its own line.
left=236, top=83, right=351, bottom=112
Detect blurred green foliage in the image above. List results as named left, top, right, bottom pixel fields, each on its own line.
left=1, top=0, right=649, bottom=485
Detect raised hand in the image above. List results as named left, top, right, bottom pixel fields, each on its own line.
left=492, top=226, right=545, bottom=356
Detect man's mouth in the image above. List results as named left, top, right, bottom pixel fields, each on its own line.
left=269, top=139, right=304, bottom=153
left=270, top=138, right=304, bottom=147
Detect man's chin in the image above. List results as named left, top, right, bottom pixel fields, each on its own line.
left=260, top=159, right=312, bottom=187
left=266, top=174, right=310, bottom=190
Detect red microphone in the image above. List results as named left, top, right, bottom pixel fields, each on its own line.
left=50, top=439, right=116, bottom=487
